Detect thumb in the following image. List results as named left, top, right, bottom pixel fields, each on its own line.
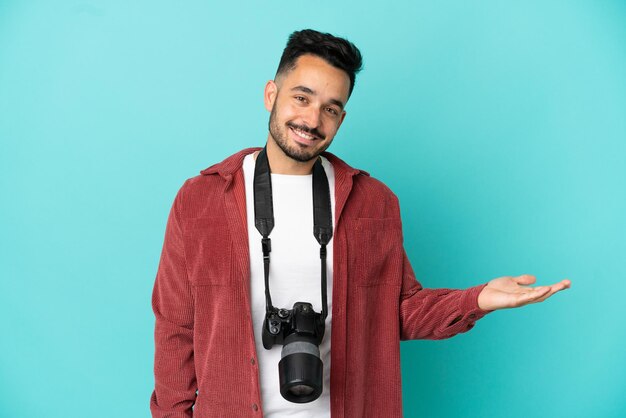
left=512, top=274, right=537, bottom=286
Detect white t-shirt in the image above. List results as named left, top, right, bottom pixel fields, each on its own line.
left=243, top=152, right=335, bottom=418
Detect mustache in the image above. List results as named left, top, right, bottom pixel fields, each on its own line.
left=286, top=121, right=326, bottom=140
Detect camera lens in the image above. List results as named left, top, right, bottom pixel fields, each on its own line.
left=287, top=384, right=314, bottom=396
left=278, top=338, right=323, bottom=403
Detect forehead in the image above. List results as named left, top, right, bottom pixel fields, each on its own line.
left=279, top=54, right=350, bottom=102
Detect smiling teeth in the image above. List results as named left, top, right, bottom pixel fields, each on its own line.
left=292, top=128, right=314, bottom=140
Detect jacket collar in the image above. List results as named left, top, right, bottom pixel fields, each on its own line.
left=200, top=147, right=369, bottom=179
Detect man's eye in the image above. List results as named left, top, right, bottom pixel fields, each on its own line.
left=326, top=107, right=338, bottom=115
left=295, top=96, right=306, bottom=102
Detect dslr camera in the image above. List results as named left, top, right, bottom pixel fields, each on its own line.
left=262, top=302, right=326, bottom=403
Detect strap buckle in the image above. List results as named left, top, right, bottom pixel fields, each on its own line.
left=262, top=237, right=271, bottom=258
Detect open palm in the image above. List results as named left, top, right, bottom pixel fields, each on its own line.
left=477, top=274, right=571, bottom=311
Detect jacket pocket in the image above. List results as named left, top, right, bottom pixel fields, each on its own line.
left=182, top=217, right=232, bottom=286
left=344, top=217, right=403, bottom=287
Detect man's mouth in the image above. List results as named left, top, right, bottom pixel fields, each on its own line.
left=289, top=126, right=320, bottom=145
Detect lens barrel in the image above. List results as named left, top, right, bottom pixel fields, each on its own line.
left=278, top=340, right=323, bottom=403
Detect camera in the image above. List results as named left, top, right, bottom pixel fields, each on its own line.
left=262, top=302, right=326, bottom=403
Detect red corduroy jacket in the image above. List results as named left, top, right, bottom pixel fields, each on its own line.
left=150, top=148, right=490, bottom=418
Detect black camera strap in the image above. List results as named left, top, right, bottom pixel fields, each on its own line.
left=253, top=147, right=332, bottom=320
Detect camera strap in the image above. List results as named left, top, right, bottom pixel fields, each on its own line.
left=253, top=147, right=332, bottom=320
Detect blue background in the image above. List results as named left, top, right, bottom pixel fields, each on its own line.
left=1, top=1, right=625, bottom=417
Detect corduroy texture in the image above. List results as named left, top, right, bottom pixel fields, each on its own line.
left=150, top=148, right=490, bottom=418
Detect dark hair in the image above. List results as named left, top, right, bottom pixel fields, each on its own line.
left=275, top=29, right=363, bottom=97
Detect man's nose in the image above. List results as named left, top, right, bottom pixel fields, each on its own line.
left=302, top=106, right=322, bottom=129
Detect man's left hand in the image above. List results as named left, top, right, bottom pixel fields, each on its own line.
left=477, top=274, right=571, bottom=311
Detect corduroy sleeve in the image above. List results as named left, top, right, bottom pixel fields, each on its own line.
left=150, top=184, right=197, bottom=417
left=398, top=248, right=492, bottom=340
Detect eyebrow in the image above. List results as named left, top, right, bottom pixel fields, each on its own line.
left=290, top=85, right=345, bottom=110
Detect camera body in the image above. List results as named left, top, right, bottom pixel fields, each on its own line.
left=262, top=302, right=325, bottom=349
left=262, top=302, right=326, bottom=403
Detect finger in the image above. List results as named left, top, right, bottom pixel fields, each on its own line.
left=514, top=286, right=550, bottom=306
left=555, top=279, right=571, bottom=290
left=518, top=278, right=570, bottom=295
left=512, top=274, right=537, bottom=286
left=542, top=279, right=571, bottom=289
left=533, top=280, right=571, bottom=303
left=542, top=280, right=571, bottom=296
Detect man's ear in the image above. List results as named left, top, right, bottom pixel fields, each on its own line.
left=264, top=80, right=278, bottom=111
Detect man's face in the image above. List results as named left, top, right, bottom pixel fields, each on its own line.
left=265, top=54, right=350, bottom=163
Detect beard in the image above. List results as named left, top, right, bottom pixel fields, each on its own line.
left=268, top=102, right=331, bottom=163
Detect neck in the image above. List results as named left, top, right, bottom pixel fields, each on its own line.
left=263, top=135, right=317, bottom=175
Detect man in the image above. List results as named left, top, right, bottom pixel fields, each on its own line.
left=150, top=29, right=570, bottom=418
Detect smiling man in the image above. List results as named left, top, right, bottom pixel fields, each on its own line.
left=150, top=29, right=570, bottom=418
left=266, top=53, right=348, bottom=170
